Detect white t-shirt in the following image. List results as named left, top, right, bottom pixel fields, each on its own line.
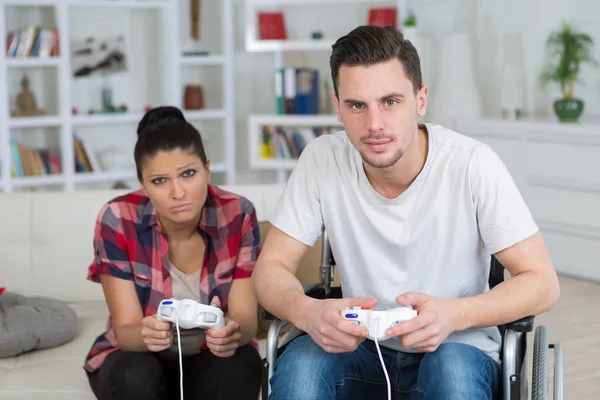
left=269, top=123, right=539, bottom=363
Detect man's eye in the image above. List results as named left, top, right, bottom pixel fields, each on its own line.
left=385, top=100, right=397, bottom=106
left=351, top=103, right=364, bottom=110
left=182, top=169, right=196, bottom=177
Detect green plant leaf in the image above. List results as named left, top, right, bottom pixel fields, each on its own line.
left=540, top=19, right=598, bottom=98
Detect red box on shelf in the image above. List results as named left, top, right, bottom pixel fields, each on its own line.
left=258, top=12, right=287, bottom=40
left=368, top=8, right=397, bottom=28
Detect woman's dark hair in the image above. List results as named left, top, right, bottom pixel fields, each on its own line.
left=136, top=106, right=186, bottom=135
left=330, top=25, right=422, bottom=97
left=134, top=117, right=208, bottom=181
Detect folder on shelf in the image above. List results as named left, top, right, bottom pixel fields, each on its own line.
left=274, top=68, right=284, bottom=115
left=283, top=67, right=296, bottom=114
left=295, top=68, right=319, bottom=115
left=274, top=67, right=320, bottom=115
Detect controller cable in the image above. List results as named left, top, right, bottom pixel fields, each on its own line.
left=175, top=309, right=183, bottom=400
left=373, top=317, right=391, bottom=400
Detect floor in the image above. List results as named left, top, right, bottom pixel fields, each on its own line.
left=528, top=274, right=600, bottom=400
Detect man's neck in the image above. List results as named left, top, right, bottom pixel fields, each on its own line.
left=364, top=126, right=429, bottom=199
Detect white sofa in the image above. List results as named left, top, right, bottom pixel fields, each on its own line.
left=0, top=184, right=285, bottom=400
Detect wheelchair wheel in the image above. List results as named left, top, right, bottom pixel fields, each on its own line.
left=532, top=325, right=549, bottom=400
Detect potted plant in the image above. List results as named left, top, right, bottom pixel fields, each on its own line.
left=402, top=12, right=418, bottom=44
left=541, top=20, right=598, bottom=122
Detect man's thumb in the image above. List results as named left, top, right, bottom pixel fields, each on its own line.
left=343, top=296, right=378, bottom=309
left=210, top=296, right=221, bottom=308
left=396, top=292, right=427, bottom=308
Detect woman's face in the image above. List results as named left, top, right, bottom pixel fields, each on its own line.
left=140, top=147, right=210, bottom=226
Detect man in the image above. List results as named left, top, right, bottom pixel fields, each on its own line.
left=251, top=25, right=560, bottom=399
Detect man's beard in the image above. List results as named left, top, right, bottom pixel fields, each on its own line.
left=360, top=148, right=404, bottom=169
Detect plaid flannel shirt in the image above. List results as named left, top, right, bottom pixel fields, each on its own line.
left=83, top=185, right=260, bottom=373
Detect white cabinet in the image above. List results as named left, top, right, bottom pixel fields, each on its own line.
left=456, top=118, right=600, bottom=281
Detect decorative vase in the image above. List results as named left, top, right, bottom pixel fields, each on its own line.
left=403, top=26, right=418, bottom=46
left=184, top=85, right=204, bottom=110
left=429, top=33, right=482, bottom=129
left=553, top=98, right=584, bottom=123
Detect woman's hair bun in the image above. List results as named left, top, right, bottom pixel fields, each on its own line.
left=137, top=106, right=186, bottom=136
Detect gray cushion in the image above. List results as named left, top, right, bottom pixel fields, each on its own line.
left=0, top=292, right=77, bottom=358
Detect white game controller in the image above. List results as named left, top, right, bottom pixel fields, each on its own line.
left=157, top=298, right=225, bottom=329
left=341, top=306, right=417, bottom=341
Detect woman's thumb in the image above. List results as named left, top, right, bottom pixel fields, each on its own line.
left=210, top=296, right=221, bottom=308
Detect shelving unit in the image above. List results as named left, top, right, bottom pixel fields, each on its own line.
left=244, top=0, right=406, bottom=183
left=248, top=113, right=342, bottom=170
left=0, top=0, right=236, bottom=192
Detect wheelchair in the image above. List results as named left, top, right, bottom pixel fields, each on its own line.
left=261, top=228, right=563, bottom=400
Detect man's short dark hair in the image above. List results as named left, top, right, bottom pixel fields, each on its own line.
left=330, top=25, right=422, bottom=97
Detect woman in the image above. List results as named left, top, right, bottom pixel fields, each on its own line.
left=84, top=108, right=262, bottom=399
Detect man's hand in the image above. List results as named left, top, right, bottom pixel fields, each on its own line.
left=386, top=292, right=464, bottom=352
left=300, top=296, right=378, bottom=353
left=205, top=296, right=242, bottom=358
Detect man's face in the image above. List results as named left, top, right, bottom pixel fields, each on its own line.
left=333, top=58, right=427, bottom=169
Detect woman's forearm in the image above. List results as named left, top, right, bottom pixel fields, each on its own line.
left=115, top=323, right=149, bottom=352
left=229, top=312, right=258, bottom=346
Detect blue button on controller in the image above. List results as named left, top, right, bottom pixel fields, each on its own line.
left=163, top=300, right=173, bottom=305
left=344, top=313, right=358, bottom=318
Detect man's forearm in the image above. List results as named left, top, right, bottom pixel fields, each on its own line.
left=252, top=261, right=311, bottom=328
left=115, top=323, right=149, bottom=352
left=455, top=270, right=559, bottom=331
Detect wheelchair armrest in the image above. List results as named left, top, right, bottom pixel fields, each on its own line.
left=262, top=283, right=329, bottom=320
left=505, top=315, right=535, bottom=332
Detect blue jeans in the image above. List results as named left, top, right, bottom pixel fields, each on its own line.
left=269, top=335, right=501, bottom=400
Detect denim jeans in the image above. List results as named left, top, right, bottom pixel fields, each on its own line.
left=269, top=335, right=501, bottom=400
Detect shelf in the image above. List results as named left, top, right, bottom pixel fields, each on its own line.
left=71, top=113, right=145, bottom=126
left=0, top=0, right=237, bottom=191
left=73, top=170, right=137, bottom=183
left=11, top=174, right=66, bottom=188
left=66, top=0, right=169, bottom=9
left=245, top=39, right=335, bottom=53
left=9, top=115, right=63, bottom=128
left=180, top=55, right=226, bottom=66
left=249, top=114, right=341, bottom=126
left=2, top=0, right=57, bottom=6
left=251, top=158, right=298, bottom=170
left=4, top=57, right=61, bottom=68
left=2, top=1, right=168, bottom=9
left=251, top=0, right=396, bottom=4
left=184, top=109, right=227, bottom=120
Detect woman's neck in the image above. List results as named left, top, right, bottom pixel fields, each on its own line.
left=159, top=215, right=201, bottom=242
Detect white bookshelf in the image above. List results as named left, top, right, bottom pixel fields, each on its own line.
left=0, top=0, right=236, bottom=192
left=248, top=113, right=342, bottom=170
left=244, top=0, right=406, bottom=183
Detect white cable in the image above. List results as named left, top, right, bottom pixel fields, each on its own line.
left=175, top=311, right=184, bottom=400
left=373, top=318, right=391, bottom=400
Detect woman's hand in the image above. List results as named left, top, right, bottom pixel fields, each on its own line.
left=141, top=315, right=173, bottom=352
left=205, top=296, right=242, bottom=358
